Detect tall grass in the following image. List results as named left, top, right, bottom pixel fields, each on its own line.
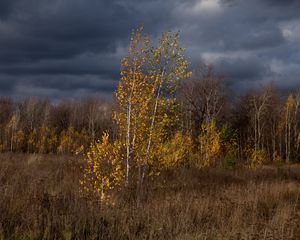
left=1, top=153, right=300, bottom=239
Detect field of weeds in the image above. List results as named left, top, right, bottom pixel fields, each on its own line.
left=1, top=153, right=300, bottom=239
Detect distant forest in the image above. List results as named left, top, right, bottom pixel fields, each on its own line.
left=0, top=65, right=299, bottom=165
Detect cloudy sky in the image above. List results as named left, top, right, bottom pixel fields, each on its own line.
left=0, top=0, right=300, bottom=99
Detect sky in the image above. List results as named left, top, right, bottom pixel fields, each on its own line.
left=0, top=0, right=300, bottom=100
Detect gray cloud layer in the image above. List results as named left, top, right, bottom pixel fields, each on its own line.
left=0, top=0, right=300, bottom=99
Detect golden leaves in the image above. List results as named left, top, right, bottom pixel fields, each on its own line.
left=197, top=121, right=221, bottom=168
left=82, top=27, right=192, bottom=196
left=286, top=94, right=295, bottom=110
left=80, top=132, right=124, bottom=201
left=156, top=132, right=192, bottom=170
left=114, top=27, right=191, bottom=180
left=248, top=149, right=267, bottom=171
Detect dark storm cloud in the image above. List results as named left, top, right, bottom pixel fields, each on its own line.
left=181, top=0, right=300, bottom=91
left=215, top=57, right=269, bottom=80
left=0, top=0, right=135, bottom=62
left=0, top=0, right=299, bottom=98
left=0, top=0, right=18, bottom=19
left=0, top=75, right=16, bottom=93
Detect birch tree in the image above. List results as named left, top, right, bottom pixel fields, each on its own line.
left=114, top=28, right=190, bottom=186
left=284, top=94, right=294, bottom=163
left=114, top=27, right=152, bottom=186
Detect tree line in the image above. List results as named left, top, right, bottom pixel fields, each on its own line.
left=0, top=96, right=113, bottom=154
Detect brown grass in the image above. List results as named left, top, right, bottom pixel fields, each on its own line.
left=1, top=153, right=300, bottom=239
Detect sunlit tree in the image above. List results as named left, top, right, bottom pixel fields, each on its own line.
left=80, top=132, right=124, bottom=201
left=114, top=27, right=190, bottom=186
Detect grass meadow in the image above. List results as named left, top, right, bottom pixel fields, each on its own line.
left=1, top=153, right=300, bottom=239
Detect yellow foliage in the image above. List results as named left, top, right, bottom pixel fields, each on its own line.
left=273, top=150, right=282, bottom=166
left=197, top=121, right=221, bottom=168
left=57, top=127, right=90, bottom=154
left=114, top=27, right=190, bottom=184
left=27, top=128, right=38, bottom=152
left=16, top=130, right=25, bottom=150
left=296, top=132, right=300, bottom=149
left=80, top=132, right=124, bottom=201
left=58, top=128, right=74, bottom=154
left=75, top=145, right=85, bottom=155
left=155, top=132, right=192, bottom=170
left=286, top=94, right=295, bottom=110
left=7, top=115, right=17, bottom=130
left=45, top=128, right=58, bottom=153
left=248, top=148, right=267, bottom=170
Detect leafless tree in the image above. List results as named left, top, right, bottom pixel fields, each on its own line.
left=179, top=64, right=226, bottom=141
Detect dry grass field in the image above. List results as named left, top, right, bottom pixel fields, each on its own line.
left=1, top=153, right=300, bottom=239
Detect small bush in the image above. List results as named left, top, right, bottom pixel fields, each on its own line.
left=223, top=155, right=237, bottom=170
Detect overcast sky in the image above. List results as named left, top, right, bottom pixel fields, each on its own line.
left=0, top=0, right=300, bottom=100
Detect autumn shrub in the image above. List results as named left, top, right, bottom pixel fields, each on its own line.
left=223, top=155, right=237, bottom=170
left=273, top=150, right=283, bottom=166
left=155, top=132, right=193, bottom=170
left=80, top=132, right=124, bottom=201
left=58, top=127, right=90, bottom=154
left=248, top=148, right=267, bottom=170
left=195, top=121, right=221, bottom=168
